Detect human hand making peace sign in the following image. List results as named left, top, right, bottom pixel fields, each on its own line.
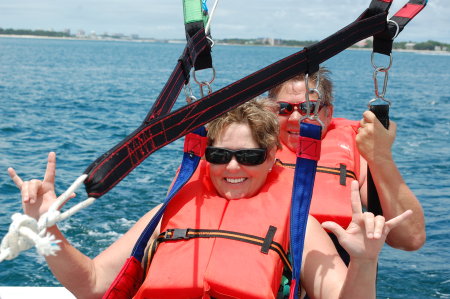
left=321, top=180, right=413, bottom=261
left=8, top=152, right=73, bottom=221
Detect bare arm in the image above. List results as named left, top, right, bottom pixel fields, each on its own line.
left=8, top=152, right=161, bottom=298
left=357, top=111, right=425, bottom=250
left=43, top=207, right=160, bottom=298
left=303, top=181, right=412, bottom=299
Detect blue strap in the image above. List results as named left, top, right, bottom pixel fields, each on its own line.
left=290, top=122, right=322, bottom=297
left=130, top=126, right=207, bottom=261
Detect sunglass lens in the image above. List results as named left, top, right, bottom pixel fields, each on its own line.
left=279, top=103, right=293, bottom=115
left=205, top=148, right=231, bottom=164
left=300, top=102, right=318, bottom=115
left=236, top=149, right=267, bottom=165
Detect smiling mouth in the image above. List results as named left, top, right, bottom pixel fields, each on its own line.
left=287, top=131, right=299, bottom=135
left=225, top=178, right=247, bottom=184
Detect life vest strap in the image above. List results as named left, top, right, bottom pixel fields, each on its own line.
left=157, top=228, right=292, bottom=272
left=276, top=159, right=357, bottom=183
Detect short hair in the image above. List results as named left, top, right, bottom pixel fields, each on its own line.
left=207, top=98, right=281, bottom=150
left=268, top=66, right=334, bottom=106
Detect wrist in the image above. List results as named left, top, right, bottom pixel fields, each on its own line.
left=367, top=152, right=393, bottom=167
left=350, top=256, right=379, bottom=266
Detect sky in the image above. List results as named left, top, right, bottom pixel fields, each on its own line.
left=1, top=0, right=449, bottom=43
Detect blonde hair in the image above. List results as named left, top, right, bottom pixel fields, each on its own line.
left=207, top=98, right=281, bottom=150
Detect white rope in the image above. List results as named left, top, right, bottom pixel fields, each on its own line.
left=0, top=174, right=96, bottom=262
left=205, top=0, right=219, bottom=36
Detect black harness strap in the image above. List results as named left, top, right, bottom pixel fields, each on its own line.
left=84, top=8, right=389, bottom=198
left=373, top=0, right=428, bottom=55
left=145, top=27, right=212, bottom=121
left=157, top=228, right=292, bottom=272
left=367, top=1, right=426, bottom=216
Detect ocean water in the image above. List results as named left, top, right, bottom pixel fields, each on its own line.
left=0, top=37, right=449, bottom=298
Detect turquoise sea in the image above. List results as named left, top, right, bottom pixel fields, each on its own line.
left=0, top=37, right=449, bottom=298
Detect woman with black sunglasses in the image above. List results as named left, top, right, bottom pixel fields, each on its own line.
left=9, top=98, right=411, bottom=298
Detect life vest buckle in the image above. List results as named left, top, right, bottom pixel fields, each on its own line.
left=165, top=228, right=190, bottom=240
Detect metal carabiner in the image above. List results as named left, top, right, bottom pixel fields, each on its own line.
left=300, top=73, right=325, bottom=128
left=199, top=81, right=213, bottom=98
left=373, top=67, right=389, bottom=99
left=184, top=82, right=198, bottom=104
left=369, top=48, right=394, bottom=107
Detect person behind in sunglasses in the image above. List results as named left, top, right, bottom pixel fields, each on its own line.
left=9, top=98, right=412, bottom=298
left=268, top=67, right=425, bottom=258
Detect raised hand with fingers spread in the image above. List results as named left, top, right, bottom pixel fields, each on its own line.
left=322, top=180, right=413, bottom=261
left=8, top=152, right=68, bottom=221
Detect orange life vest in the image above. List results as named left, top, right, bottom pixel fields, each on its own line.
left=276, top=118, right=360, bottom=228
left=134, top=161, right=293, bottom=299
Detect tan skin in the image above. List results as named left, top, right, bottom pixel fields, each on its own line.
left=274, top=80, right=426, bottom=251
left=8, top=122, right=412, bottom=299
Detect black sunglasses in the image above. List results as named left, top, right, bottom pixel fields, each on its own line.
left=205, top=147, right=267, bottom=166
left=278, top=101, right=326, bottom=116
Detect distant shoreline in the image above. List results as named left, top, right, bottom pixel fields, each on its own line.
left=1, top=34, right=449, bottom=55
left=0, top=34, right=157, bottom=43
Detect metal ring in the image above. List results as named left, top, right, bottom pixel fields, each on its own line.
left=193, top=66, right=216, bottom=86
left=207, top=36, right=215, bottom=48
left=371, top=52, right=393, bottom=72
left=388, top=19, right=400, bottom=40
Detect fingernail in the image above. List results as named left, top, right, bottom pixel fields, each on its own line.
left=374, top=232, right=381, bottom=238
left=368, top=233, right=373, bottom=239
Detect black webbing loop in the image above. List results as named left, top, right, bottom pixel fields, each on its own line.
left=304, top=45, right=320, bottom=75
left=367, top=104, right=390, bottom=216
left=144, top=27, right=211, bottom=122
left=178, top=48, right=193, bottom=82
left=368, top=0, right=392, bottom=16
left=368, top=0, right=393, bottom=55
left=372, top=0, right=428, bottom=55
left=185, top=21, right=213, bottom=71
